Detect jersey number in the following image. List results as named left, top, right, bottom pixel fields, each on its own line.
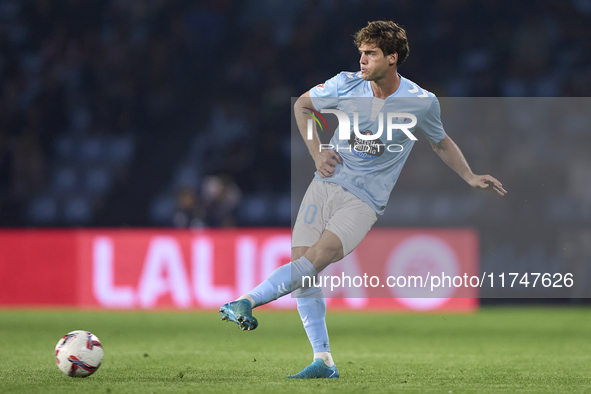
left=297, top=203, right=317, bottom=224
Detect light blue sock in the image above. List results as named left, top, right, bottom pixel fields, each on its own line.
left=294, top=287, right=330, bottom=353
left=249, top=256, right=316, bottom=307
left=295, top=285, right=330, bottom=353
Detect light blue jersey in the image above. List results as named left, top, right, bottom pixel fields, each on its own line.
left=309, top=71, right=446, bottom=215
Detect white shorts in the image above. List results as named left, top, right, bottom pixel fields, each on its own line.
left=292, top=180, right=378, bottom=257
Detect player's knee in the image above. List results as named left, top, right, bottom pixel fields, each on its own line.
left=292, top=246, right=308, bottom=261
left=305, top=244, right=342, bottom=269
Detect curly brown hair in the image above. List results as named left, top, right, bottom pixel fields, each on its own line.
left=354, top=21, right=410, bottom=67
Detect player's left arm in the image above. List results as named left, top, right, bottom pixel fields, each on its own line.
left=430, top=134, right=507, bottom=196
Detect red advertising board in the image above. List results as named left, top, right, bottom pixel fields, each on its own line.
left=0, top=229, right=478, bottom=311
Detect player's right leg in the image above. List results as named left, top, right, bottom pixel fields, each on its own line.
left=219, top=299, right=258, bottom=331
left=219, top=181, right=329, bottom=331
left=218, top=255, right=317, bottom=330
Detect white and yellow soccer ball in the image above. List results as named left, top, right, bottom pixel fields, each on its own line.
left=55, top=330, right=103, bottom=377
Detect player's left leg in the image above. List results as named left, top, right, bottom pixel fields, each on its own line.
left=287, top=233, right=341, bottom=379
left=288, top=190, right=377, bottom=378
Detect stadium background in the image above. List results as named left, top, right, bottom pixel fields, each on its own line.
left=0, top=0, right=590, bottom=308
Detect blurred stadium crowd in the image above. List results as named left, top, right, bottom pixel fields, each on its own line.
left=0, top=0, right=590, bottom=230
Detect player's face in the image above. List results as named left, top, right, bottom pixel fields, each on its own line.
left=358, top=43, right=393, bottom=81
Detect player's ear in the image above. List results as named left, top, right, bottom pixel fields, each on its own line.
left=389, top=53, right=398, bottom=66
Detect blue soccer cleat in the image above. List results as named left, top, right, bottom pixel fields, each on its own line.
left=219, top=299, right=258, bottom=331
left=286, top=358, right=339, bottom=379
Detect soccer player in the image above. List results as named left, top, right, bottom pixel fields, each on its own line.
left=219, top=20, right=506, bottom=379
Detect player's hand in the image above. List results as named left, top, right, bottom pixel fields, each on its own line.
left=314, top=150, right=342, bottom=178
left=469, top=174, right=507, bottom=196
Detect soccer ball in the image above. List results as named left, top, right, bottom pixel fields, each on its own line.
left=55, top=330, right=103, bottom=377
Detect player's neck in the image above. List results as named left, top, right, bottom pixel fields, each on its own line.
left=370, top=72, right=401, bottom=98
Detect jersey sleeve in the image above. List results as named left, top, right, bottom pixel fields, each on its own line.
left=417, top=97, right=446, bottom=143
left=309, top=73, right=340, bottom=110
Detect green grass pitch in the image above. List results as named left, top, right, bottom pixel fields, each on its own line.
left=0, top=307, right=590, bottom=393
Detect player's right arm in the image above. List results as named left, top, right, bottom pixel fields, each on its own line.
left=294, top=91, right=342, bottom=178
